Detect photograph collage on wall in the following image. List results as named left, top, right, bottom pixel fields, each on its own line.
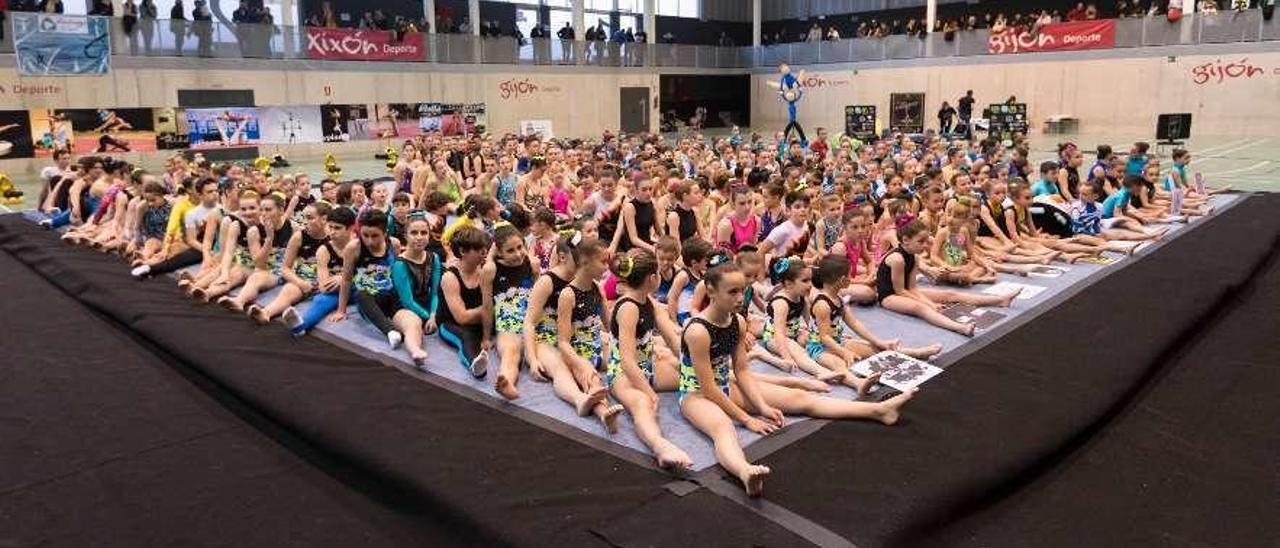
left=988, top=103, right=1029, bottom=140
left=0, top=102, right=489, bottom=160
left=889, top=93, right=926, bottom=134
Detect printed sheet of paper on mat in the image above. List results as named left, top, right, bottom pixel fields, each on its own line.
left=983, top=281, right=1047, bottom=300
left=941, top=303, right=1007, bottom=330
left=853, top=351, right=944, bottom=392
left=1026, top=265, right=1068, bottom=278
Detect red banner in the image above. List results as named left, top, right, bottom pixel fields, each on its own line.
left=987, top=20, right=1115, bottom=55
left=305, top=27, right=424, bottom=61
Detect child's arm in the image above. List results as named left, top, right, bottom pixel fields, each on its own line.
left=522, top=276, right=552, bottom=380
left=768, top=299, right=797, bottom=368
left=690, top=281, right=707, bottom=316
left=815, top=300, right=853, bottom=360
left=979, top=205, right=1015, bottom=247
left=686, top=323, right=774, bottom=433
left=479, top=263, right=496, bottom=347
left=1002, top=208, right=1024, bottom=243
left=330, top=241, right=360, bottom=322
left=665, top=270, right=688, bottom=322
left=278, top=232, right=311, bottom=292
left=555, top=288, right=595, bottom=375
left=441, top=270, right=484, bottom=325
left=653, top=297, right=683, bottom=356
left=928, top=226, right=949, bottom=267
left=1056, top=168, right=1074, bottom=203
left=393, top=260, right=433, bottom=320
left=715, top=217, right=733, bottom=250
left=842, top=306, right=897, bottom=351
left=730, top=323, right=785, bottom=428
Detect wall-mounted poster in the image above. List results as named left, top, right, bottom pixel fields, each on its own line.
left=889, top=93, right=926, bottom=134
left=14, top=14, right=111, bottom=76
left=259, top=106, right=325, bottom=144
left=372, top=103, right=423, bottom=139
left=418, top=103, right=486, bottom=137
left=987, top=103, right=1029, bottom=141
left=0, top=111, right=36, bottom=159
left=52, top=108, right=158, bottom=154
left=153, top=107, right=190, bottom=150
left=520, top=119, right=554, bottom=140
left=28, top=109, right=73, bottom=157
left=320, top=104, right=371, bottom=142
left=844, top=105, right=877, bottom=140
left=186, top=107, right=261, bottom=149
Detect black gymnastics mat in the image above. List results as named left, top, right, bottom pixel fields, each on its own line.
left=758, top=193, right=1280, bottom=547
left=0, top=252, right=446, bottom=547
left=4, top=194, right=1279, bottom=548
left=0, top=215, right=806, bottom=547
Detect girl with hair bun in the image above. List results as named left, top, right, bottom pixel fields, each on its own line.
left=606, top=248, right=693, bottom=469
left=482, top=222, right=535, bottom=400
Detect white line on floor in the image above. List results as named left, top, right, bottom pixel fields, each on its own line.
left=0, top=204, right=12, bottom=213
left=1205, top=138, right=1270, bottom=159
left=1205, top=160, right=1272, bottom=177
left=1195, top=138, right=1252, bottom=156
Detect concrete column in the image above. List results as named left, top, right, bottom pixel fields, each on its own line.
left=281, top=0, right=297, bottom=26
left=423, top=0, right=436, bottom=33
left=926, top=0, right=937, bottom=33
left=643, top=0, right=655, bottom=42
left=752, top=0, right=762, bottom=46
left=574, top=0, right=586, bottom=36
left=469, top=0, right=480, bottom=36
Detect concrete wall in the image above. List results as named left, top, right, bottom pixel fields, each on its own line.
left=751, top=51, right=1280, bottom=138
left=0, top=64, right=658, bottom=174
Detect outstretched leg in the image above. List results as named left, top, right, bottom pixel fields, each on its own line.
left=680, top=395, right=770, bottom=497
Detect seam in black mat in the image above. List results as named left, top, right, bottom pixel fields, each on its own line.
left=894, top=201, right=1280, bottom=547
left=0, top=239, right=507, bottom=548
left=310, top=329, right=678, bottom=476
left=698, top=475, right=859, bottom=548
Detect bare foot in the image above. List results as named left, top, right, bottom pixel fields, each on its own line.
left=876, top=388, right=918, bottom=426
left=902, top=343, right=943, bottom=360
left=599, top=404, right=624, bottom=434
left=246, top=305, right=270, bottom=325
left=959, top=323, right=976, bottom=337
left=999, top=291, right=1018, bottom=308
left=409, top=348, right=428, bottom=367
left=177, top=271, right=194, bottom=283
left=191, top=287, right=207, bottom=301
left=653, top=440, right=694, bottom=470
left=494, top=372, right=520, bottom=400
left=740, top=465, right=771, bottom=498
left=217, top=296, right=243, bottom=312
left=849, top=371, right=881, bottom=399
left=575, top=386, right=608, bottom=417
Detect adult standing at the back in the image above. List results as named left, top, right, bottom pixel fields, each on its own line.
left=957, top=90, right=975, bottom=140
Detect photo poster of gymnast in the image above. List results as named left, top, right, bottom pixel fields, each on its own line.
left=320, top=104, right=371, bottom=143
left=259, top=106, right=325, bottom=145
left=372, top=103, right=424, bottom=139
left=417, top=103, right=486, bottom=137
left=27, top=109, right=74, bottom=157
left=185, top=107, right=261, bottom=149
left=153, top=107, right=190, bottom=150
left=57, top=108, right=158, bottom=155
left=0, top=111, right=36, bottom=159
left=889, top=92, right=926, bottom=134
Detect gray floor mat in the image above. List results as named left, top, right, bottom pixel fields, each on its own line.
left=206, top=194, right=1240, bottom=471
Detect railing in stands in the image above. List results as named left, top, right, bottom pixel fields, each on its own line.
left=0, top=11, right=1274, bottom=68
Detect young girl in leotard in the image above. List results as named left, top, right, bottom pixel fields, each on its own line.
left=974, top=181, right=1058, bottom=262
left=180, top=183, right=240, bottom=296
left=1002, top=182, right=1102, bottom=261
left=607, top=248, right=694, bottom=468
left=758, top=256, right=849, bottom=386
left=248, top=201, right=331, bottom=324
left=828, top=209, right=877, bottom=305
left=666, top=237, right=712, bottom=325
left=714, top=185, right=759, bottom=253
left=390, top=215, right=442, bottom=366
left=611, top=172, right=658, bottom=253
left=216, top=192, right=293, bottom=310
left=878, top=219, right=1017, bottom=336
left=811, top=255, right=941, bottom=378
left=929, top=201, right=998, bottom=285
left=522, top=232, right=612, bottom=425
left=191, top=191, right=262, bottom=302
left=810, top=194, right=845, bottom=255
left=681, top=262, right=919, bottom=497
left=755, top=182, right=786, bottom=240
left=331, top=209, right=403, bottom=349
left=556, top=235, right=626, bottom=433
left=653, top=236, right=679, bottom=305
left=437, top=226, right=491, bottom=377
left=665, top=179, right=705, bottom=246
left=482, top=223, right=534, bottom=400
left=281, top=206, right=356, bottom=335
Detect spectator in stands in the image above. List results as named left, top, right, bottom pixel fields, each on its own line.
left=1068, top=2, right=1088, bottom=20
left=807, top=22, right=823, bottom=42
left=170, top=0, right=186, bottom=53
left=89, top=0, right=111, bottom=16
left=38, top=0, right=62, bottom=13
left=557, top=21, right=576, bottom=64
left=459, top=16, right=471, bottom=34
left=826, top=26, right=841, bottom=41
left=957, top=90, right=975, bottom=139
left=1200, top=1, right=1220, bottom=12
left=192, top=0, right=212, bottom=57
left=718, top=31, right=733, bottom=47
